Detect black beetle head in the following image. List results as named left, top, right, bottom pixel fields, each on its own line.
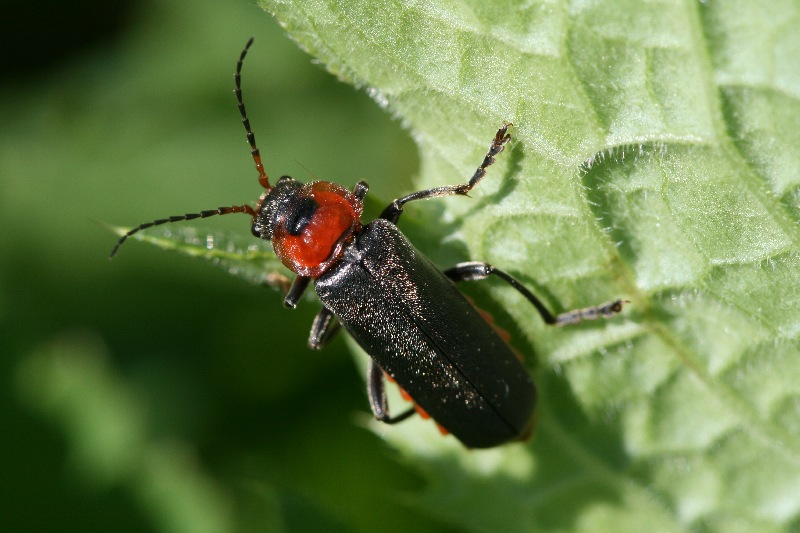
left=251, top=176, right=303, bottom=240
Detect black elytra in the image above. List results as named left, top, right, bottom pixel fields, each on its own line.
left=111, top=37, right=627, bottom=448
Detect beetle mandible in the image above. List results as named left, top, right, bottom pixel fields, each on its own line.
left=111, top=38, right=626, bottom=448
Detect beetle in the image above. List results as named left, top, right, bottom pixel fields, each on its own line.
left=111, top=38, right=625, bottom=448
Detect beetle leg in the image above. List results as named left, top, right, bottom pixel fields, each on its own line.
left=308, top=306, right=342, bottom=350
left=379, top=122, right=512, bottom=224
left=444, top=261, right=626, bottom=327
left=352, top=180, right=369, bottom=200
left=283, top=275, right=311, bottom=308
left=367, top=359, right=416, bottom=424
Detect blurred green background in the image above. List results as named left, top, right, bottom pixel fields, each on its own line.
left=0, top=0, right=453, bottom=531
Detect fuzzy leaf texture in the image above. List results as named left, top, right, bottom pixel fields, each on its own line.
left=258, top=0, right=800, bottom=531
left=135, top=1, right=800, bottom=531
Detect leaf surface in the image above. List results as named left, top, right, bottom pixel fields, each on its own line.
left=120, top=1, right=800, bottom=530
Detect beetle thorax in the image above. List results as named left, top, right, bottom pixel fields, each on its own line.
left=252, top=176, right=363, bottom=278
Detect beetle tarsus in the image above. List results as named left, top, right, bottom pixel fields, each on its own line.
left=551, top=299, right=628, bottom=326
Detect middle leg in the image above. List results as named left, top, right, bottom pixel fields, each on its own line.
left=444, top=261, right=625, bottom=326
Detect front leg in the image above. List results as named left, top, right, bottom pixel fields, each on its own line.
left=284, top=275, right=311, bottom=308
left=379, top=122, right=512, bottom=225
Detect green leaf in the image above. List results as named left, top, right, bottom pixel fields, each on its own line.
left=107, top=224, right=293, bottom=292
left=244, top=1, right=799, bottom=532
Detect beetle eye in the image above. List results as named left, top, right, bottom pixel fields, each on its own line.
left=286, top=196, right=319, bottom=236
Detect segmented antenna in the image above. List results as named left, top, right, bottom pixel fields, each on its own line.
left=236, top=36, right=270, bottom=190
left=109, top=38, right=267, bottom=258
left=109, top=205, right=256, bottom=258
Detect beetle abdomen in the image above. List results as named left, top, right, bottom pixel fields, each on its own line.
left=315, top=219, right=536, bottom=448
